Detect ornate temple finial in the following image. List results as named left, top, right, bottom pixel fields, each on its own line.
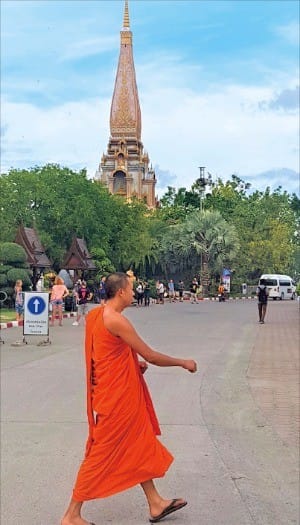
left=123, top=0, right=130, bottom=29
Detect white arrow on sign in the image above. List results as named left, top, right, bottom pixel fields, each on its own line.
left=33, top=299, right=40, bottom=313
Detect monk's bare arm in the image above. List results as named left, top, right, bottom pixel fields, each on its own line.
left=104, top=312, right=197, bottom=373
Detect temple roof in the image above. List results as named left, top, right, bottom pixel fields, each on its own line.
left=110, top=0, right=141, bottom=140
left=15, top=225, right=52, bottom=268
left=63, top=237, right=96, bottom=271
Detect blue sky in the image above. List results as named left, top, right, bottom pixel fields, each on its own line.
left=1, top=0, right=299, bottom=196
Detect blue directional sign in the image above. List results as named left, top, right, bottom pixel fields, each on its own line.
left=24, top=292, right=49, bottom=336
left=27, top=296, right=46, bottom=315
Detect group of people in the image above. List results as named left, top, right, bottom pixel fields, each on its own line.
left=12, top=276, right=95, bottom=327
left=51, top=277, right=109, bottom=327
left=154, top=279, right=184, bottom=304
left=135, top=280, right=151, bottom=306
left=12, top=275, right=269, bottom=329
left=154, top=278, right=200, bottom=304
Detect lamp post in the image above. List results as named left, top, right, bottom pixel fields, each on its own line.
left=197, top=167, right=212, bottom=296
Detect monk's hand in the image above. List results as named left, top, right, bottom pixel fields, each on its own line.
left=139, top=360, right=148, bottom=374
left=183, top=359, right=197, bottom=373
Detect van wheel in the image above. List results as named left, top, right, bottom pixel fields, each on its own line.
left=280, top=292, right=284, bottom=300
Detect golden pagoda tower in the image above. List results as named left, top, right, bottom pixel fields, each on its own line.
left=95, top=0, right=156, bottom=208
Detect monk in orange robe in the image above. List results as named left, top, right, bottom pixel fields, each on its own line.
left=61, top=272, right=197, bottom=525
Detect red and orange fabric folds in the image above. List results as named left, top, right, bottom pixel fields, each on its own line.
left=73, top=307, right=173, bottom=501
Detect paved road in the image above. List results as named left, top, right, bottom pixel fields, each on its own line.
left=1, top=299, right=299, bottom=525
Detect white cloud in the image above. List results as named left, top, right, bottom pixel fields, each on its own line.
left=1, top=80, right=299, bottom=197
left=141, top=84, right=299, bottom=191
left=274, top=21, right=300, bottom=46
left=1, top=97, right=110, bottom=172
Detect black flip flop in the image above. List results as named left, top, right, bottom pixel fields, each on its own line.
left=149, top=499, right=187, bottom=523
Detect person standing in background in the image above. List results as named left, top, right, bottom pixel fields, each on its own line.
left=50, top=276, right=69, bottom=327
left=136, top=281, right=144, bottom=307
left=168, top=279, right=175, bottom=302
left=14, top=280, right=24, bottom=322
left=99, top=276, right=107, bottom=305
left=143, top=280, right=151, bottom=307
left=178, top=280, right=184, bottom=302
left=72, top=281, right=93, bottom=326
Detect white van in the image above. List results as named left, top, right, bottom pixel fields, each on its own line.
left=259, top=274, right=296, bottom=300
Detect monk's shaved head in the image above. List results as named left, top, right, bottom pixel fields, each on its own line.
left=105, top=272, right=130, bottom=299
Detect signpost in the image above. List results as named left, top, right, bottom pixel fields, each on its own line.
left=222, top=268, right=231, bottom=293
left=23, top=292, right=50, bottom=344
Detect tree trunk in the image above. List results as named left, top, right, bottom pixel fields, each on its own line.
left=201, top=253, right=210, bottom=297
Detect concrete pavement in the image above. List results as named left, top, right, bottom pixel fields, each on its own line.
left=1, top=299, right=299, bottom=525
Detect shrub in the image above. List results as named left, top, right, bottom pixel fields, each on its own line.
left=6, top=268, right=32, bottom=287
left=0, top=274, right=8, bottom=287
left=0, top=243, right=27, bottom=264
left=0, top=265, right=13, bottom=274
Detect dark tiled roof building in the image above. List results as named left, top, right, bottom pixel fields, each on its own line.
left=63, top=237, right=96, bottom=271
left=15, top=225, right=52, bottom=269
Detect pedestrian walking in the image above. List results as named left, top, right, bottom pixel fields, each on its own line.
left=72, top=281, right=93, bottom=326
left=256, top=278, right=269, bottom=323
left=61, top=272, right=197, bottom=525
left=190, top=278, right=198, bottom=304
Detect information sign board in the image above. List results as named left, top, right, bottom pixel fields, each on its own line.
left=23, top=292, right=49, bottom=336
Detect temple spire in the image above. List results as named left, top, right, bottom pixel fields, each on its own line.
left=109, top=0, right=141, bottom=139
left=123, top=0, right=130, bottom=29
left=96, top=1, right=156, bottom=208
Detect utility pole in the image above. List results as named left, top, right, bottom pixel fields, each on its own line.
left=198, top=166, right=212, bottom=210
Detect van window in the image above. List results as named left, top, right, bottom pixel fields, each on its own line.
left=279, top=280, right=291, bottom=286
left=263, top=279, right=277, bottom=286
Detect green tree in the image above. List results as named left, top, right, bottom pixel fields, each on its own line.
left=205, top=178, right=299, bottom=282
left=90, top=247, right=115, bottom=281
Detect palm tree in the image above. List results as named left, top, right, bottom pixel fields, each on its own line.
left=160, top=210, right=239, bottom=295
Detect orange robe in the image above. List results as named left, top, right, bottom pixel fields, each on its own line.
left=73, top=306, right=173, bottom=501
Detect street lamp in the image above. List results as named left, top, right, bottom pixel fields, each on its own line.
left=197, top=167, right=212, bottom=296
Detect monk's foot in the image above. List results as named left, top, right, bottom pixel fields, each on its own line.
left=149, top=497, right=187, bottom=521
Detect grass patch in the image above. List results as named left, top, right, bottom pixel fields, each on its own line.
left=0, top=308, right=16, bottom=322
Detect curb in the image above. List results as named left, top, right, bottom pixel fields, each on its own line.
left=184, top=296, right=255, bottom=302
left=0, top=311, right=77, bottom=330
